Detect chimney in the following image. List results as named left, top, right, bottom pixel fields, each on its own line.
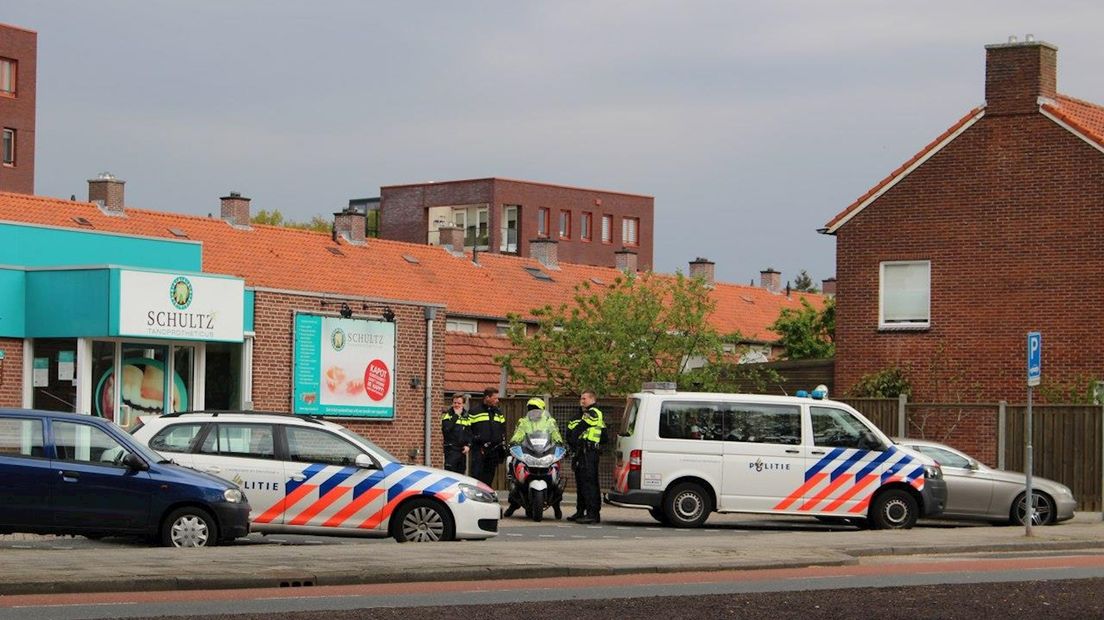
left=530, top=238, right=559, bottom=270
left=88, top=172, right=125, bottom=214
left=984, top=37, right=1057, bottom=116
left=760, top=268, right=781, bottom=293
left=333, top=206, right=366, bottom=245
left=615, top=248, right=638, bottom=273
left=437, top=225, right=465, bottom=254
left=688, top=257, right=715, bottom=285
left=220, top=192, right=252, bottom=227
left=821, top=277, right=837, bottom=297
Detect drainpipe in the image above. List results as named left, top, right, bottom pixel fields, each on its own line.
left=424, top=307, right=436, bottom=467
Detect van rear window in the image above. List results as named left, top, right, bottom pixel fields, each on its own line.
left=620, top=398, right=641, bottom=437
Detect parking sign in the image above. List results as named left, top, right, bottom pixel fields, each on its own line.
left=1027, top=332, right=1041, bottom=387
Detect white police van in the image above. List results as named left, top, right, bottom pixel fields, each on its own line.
left=606, top=383, right=946, bottom=529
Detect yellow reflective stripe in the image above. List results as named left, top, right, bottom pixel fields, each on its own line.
left=457, top=418, right=472, bottom=426
left=469, top=413, right=490, bottom=422
left=493, top=414, right=506, bottom=423
left=442, top=413, right=454, bottom=421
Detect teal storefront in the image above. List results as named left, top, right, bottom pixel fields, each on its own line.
left=0, top=222, right=254, bottom=427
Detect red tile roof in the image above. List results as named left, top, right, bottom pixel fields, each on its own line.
left=0, top=191, right=823, bottom=342
left=1042, top=95, right=1104, bottom=150
left=443, top=332, right=530, bottom=394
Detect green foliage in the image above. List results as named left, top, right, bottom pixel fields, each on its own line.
left=770, top=297, right=835, bottom=360
left=848, top=367, right=912, bottom=398
left=251, top=209, right=331, bottom=233
left=497, top=273, right=723, bottom=396
left=682, top=361, right=784, bottom=394
left=792, top=270, right=817, bottom=292
left=1036, top=375, right=1104, bottom=404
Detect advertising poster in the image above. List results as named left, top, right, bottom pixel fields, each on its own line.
left=58, top=351, right=76, bottom=381
left=293, top=313, right=396, bottom=418
left=32, top=357, right=49, bottom=387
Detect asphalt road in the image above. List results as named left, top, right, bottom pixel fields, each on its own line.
left=3, top=552, right=1102, bottom=619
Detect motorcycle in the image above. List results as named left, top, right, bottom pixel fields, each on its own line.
left=506, top=430, right=567, bottom=522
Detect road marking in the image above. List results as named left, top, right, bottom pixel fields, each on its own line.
left=538, top=534, right=555, bottom=538
left=601, top=535, right=618, bottom=539
left=505, top=533, right=522, bottom=537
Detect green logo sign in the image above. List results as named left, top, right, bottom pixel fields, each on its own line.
left=331, top=328, right=346, bottom=351
left=170, top=276, right=193, bottom=310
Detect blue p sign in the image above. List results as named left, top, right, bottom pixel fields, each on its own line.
left=1027, top=332, right=1042, bottom=387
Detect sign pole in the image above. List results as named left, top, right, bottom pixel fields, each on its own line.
left=1025, top=384, right=1034, bottom=537
left=1025, top=332, right=1041, bottom=537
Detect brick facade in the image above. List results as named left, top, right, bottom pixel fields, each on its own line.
left=379, top=178, right=654, bottom=270
left=0, top=23, right=36, bottom=194
left=250, top=290, right=447, bottom=467
left=0, top=337, right=23, bottom=408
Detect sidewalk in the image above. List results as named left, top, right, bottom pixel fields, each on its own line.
left=0, top=508, right=1101, bottom=595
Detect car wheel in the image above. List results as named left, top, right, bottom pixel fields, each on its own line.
left=649, top=507, right=670, bottom=525
left=392, top=498, right=455, bottom=543
left=869, top=489, right=918, bottom=530
left=1011, top=491, right=1056, bottom=526
left=663, top=482, right=712, bottom=528
left=161, top=507, right=218, bottom=548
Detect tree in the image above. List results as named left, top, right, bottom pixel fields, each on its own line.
left=770, top=297, right=835, bottom=359
left=792, top=270, right=817, bottom=292
left=498, top=273, right=723, bottom=396
left=251, top=209, right=331, bottom=233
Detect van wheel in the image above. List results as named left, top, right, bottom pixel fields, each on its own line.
left=161, top=507, right=218, bottom=548
left=869, top=489, right=918, bottom=530
left=392, top=498, right=455, bottom=542
left=663, top=482, right=712, bottom=528
left=649, top=507, right=670, bottom=525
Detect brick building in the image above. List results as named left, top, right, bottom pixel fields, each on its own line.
left=0, top=22, right=36, bottom=194
left=378, top=177, right=654, bottom=270
left=823, top=38, right=1104, bottom=409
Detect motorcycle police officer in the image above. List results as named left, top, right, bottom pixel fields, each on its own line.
left=441, top=394, right=471, bottom=474
left=504, top=397, right=563, bottom=518
left=567, top=390, right=605, bottom=524
left=468, top=387, right=507, bottom=487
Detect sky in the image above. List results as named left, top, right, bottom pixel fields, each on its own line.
left=5, top=1, right=1104, bottom=286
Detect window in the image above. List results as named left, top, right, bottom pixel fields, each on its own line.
left=445, top=318, right=478, bottom=334
left=0, top=418, right=44, bottom=458
left=601, top=214, right=613, bottom=243
left=581, top=212, right=592, bottom=242
left=913, top=445, right=971, bottom=469
left=453, top=206, right=489, bottom=249
left=149, top=423, right=205, bottom=454
left=495, top=322, right=510, bottom=336
left=285, top=427, right=365, bottom=466
left=723, top=403, right=801, bottom=445
left=622, top=217, right=640, bottom=247
left=500, top=205, right=519, bottom=252
left=199, top=423, right=275, bottom=459
left=810, top=407, right=882, bottom=450
left=658, top=401, right=723, bottom=441
left=537, top=208, right=549, bottom=238
left=880, top=261, right=930, bottom=329
left=1, top=129, right=13, bottom=166
left=559, top=210, right=571, bottom=240
left=53, top=421, right=133, bottom=465
left=0, top=58, right=14, bottom=95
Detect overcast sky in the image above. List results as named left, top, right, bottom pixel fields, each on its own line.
left=6, top=1, right=1104, bottom=285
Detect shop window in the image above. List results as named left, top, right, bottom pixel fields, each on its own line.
left=204, top=341, right=243, bottom=410
left=30, top=339, right=79, bottom=413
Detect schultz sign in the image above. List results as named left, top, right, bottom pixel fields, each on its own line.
left=116, top=270, right=244, bottom=342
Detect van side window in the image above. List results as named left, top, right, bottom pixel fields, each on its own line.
left=52, top=421, right=132, bottom=466
left=0, top=418, right=44, bottom=458
left=659, top=402, right=722, bottom=440
left=811, top=407, right=882, bottom=450
left=723, top=404, right=801, bottom=445
left=199, top=423, right=275, bottom=459
left=149, top=423, right=205, bottom=454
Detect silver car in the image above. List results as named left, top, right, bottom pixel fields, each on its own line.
left=893, top=438, right=1076, bottom=526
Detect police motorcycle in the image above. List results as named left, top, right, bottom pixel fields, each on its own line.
left=506, top=430, right=567, bottom=522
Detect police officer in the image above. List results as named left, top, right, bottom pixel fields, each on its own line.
left=569, top=390, right=605, bottom=524
left=468, top=387, right=507, bottom=487
left=441, top=394, right=471, bottom=474
left=504, top=397, right=563, bottom=518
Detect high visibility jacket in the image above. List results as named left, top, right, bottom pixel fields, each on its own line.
left=469, top=403, right=506, bottom=447
left=510, top=412, right=563, bottom=445
left=441, top=407, right=471, bottom=448
left=569, top=405, right=605, bottom=447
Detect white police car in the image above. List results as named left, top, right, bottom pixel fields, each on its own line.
left=131, top=412, right=499, bottom=542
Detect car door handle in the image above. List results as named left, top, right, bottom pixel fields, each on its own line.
left=59, top=470, right=80, bottom=482
left=203, top=467, right=221, bottom=475
left=810, top=450, right=826, bottom=456
left=785, top=449, right=800, bottom=454
left=290, top=473, right=306, bottom=482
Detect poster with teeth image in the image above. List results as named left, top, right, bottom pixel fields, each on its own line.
left=293, top=313, right=395, bottom=418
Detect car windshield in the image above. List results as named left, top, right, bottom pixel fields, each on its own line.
left=333, top=427, right=400, bottom=463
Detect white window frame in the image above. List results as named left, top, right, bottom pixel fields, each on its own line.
left=0, top=58, right=14, bottom=95
left=1, top=128, right=14, bottom=166
left=500, top=205, right=519, bottom=252
left=445, top=318, right=478, bottom=334
left=601, top=214, right=612, bottom=243
left=622, top=217, right=639, bottom=246
left=879, top=260, right=931, bottom=330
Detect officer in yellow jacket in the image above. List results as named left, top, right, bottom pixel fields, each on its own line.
left=504, top=397, right=563, bottom=518
left=568, top=390, right=605, bottom=524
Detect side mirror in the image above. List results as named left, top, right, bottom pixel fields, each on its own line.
left=122, top=452, right=149, bottom=472
left=355, top=453, right=377, bottom=469
left=968, top=459, right=980, bottom=471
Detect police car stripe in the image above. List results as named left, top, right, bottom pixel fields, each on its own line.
left=319, top=466, right=359, bottom=496
left=774, top=473, right=827, bottom=510
left=353, top=462, right=405, bottom=498
left=855, top=446, right=896, bottom=480
left=881, top=456, right=912, bottom=483
left=387, top=470, right=432, bottom=502
left=822, top=474, right=878, bottom=512
left=799, top=473, right=853, bottom=511
left=323, top=488, right=386, bottom=528
left=421, top=476, right=459, bottom=496
left=288, top=486, right=349, bottom=525
left=255, top=482, right=316, bottom=524
left=831, top=449, right=869, bottom=480
left=805, top=447, right=846, bottom=481
left=286, top=463, right=328, bottom=496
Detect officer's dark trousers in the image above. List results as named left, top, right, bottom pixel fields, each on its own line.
left=578, top=448, right=601, bottom=517
left=471, top=450, right=501, bottom=487
left=571, top=456, right=585, bottom=516
left=444, top=448, right=466, bottom=474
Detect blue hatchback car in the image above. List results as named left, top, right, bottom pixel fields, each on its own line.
left=0, top=409, right=251, bottom=547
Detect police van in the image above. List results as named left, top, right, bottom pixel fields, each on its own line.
left=606, top=384, right=947, bottom=529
